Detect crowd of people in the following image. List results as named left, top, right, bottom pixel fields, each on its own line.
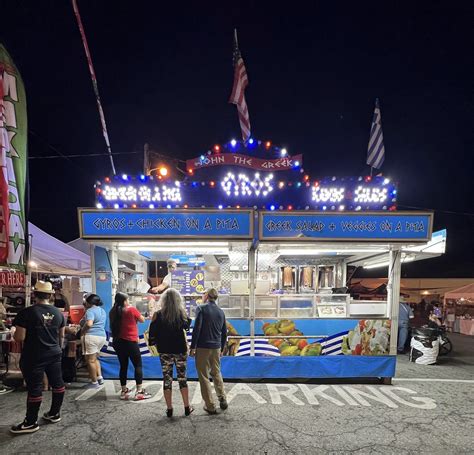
left=10, top=281, right=228, bottom=435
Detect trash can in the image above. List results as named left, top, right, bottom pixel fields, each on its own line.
left=410, top=327, right=439, bottom=365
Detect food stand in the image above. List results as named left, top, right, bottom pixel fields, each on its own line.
left=79, top=139, right=443, bottom=380
left=444, top=284, right=474, bottom=335
left=0, top=223, right=91, bottom=381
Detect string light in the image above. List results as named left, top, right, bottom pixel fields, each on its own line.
left=312, top=186, right=345, bottom=203
left=97, top=143, right=397, bottom=211
left=354, top=186, right=388, bottom=203
left=221, top=171, right=274, bottom=198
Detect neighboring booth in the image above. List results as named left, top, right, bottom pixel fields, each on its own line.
left=0, top=223, right=91, bottom=378
left=79, top=138, right=445, bottom=381
left=444, top=284, right=474, bottom=335
left=1, top=223, right=91, bottom=311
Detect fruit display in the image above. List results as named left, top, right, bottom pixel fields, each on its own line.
left=341, top=319, right=391, bottom=355
left=263, top=319, right=322, bottom=356
left=222, top=321, right=240, bottom=356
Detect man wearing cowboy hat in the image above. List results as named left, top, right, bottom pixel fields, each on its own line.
left=10, top=281, right=66, bottom=434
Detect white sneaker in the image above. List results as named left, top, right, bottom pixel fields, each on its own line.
left=120, top=388, right=130, bottom=400
left=134, top=389, right=152, bottom=401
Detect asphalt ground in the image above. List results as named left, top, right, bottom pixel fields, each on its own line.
left=0, top=333, right=473, bottom=454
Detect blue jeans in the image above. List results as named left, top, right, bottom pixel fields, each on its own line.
left=398, top=322, right=409, bottom=352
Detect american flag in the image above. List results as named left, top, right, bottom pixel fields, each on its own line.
left=367, top=98, right=385, bottom=169
left=229, top=30, right=251, bottom=142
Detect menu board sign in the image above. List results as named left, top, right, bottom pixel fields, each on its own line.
left=79, top=209, right=254, bottom=239
left=171, top=270, right=205, bottom=295
left=259, top=211, right=433, bottom=242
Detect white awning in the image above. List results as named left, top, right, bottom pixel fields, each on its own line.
left=29, top=223, right=90, bottom=276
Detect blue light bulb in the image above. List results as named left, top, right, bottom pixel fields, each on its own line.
left=230, top=139, right=237, bottom=147
left=248, top=138, right=254, bottom=144
left=270, top=205, right=275, bottom=211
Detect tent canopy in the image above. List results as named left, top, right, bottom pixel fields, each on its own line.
left=29, top=223, right=90, bottom=276
left=444, top=283, right=474, bottom=300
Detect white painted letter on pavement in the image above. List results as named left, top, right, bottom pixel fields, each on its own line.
left=267, top=384, right=305, bottom=406
left=298, top=384, right=345, bottom=406
left=227, top=383, right=267, bottom=404
left=381, top=387, right=437, bottom=409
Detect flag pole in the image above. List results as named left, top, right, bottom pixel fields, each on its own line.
left=71, top=0, right=116, bottom=175
left=234, top=28, right=239, bottom=48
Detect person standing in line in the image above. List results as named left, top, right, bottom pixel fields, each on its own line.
left=53, top=287, right=69, bottom=312
left=109, top=292, right=151, bottom=401
left=398, top=296, right=414, bottom=354
left=149, top=288, right=193, bottom=417
left=10, top=281, right=66, bottom=434
left=190, top=288, right=228, bottom=414
left=81, top=294, right=107, bottom=387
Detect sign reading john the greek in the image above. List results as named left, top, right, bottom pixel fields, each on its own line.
left=259, top=211, right=433, bottom=242
left=79, top=209, right=253, bottom=239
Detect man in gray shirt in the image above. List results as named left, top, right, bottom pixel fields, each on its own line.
left=190, top=288, right=228, bottom=414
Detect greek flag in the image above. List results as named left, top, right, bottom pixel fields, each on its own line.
left=367, top=98, right=385, bottom=169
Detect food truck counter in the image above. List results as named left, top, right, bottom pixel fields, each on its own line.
left=79, top=201, right=443, bottom=380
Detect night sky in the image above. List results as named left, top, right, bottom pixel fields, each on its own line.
left=1, top=1, right=473, bottom=277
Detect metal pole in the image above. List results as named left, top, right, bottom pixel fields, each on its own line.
left=248, top=247, right=256, bottom=356
left=110, top=247, right=119, bottom=295
left=387, top=248, right=402, bottom=355
left=25, top=234, right=33, bottom=307
left=90, top=243, right=96, bottom=294
left=144, top=143, right=150, bottom=175
left=71, top=0, right=116, bottom=175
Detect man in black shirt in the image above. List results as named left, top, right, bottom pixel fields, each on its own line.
left=10, top=281, right=66, bottom=434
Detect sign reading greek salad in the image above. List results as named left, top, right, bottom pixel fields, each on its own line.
left=259, top=211, right=432, bottom=242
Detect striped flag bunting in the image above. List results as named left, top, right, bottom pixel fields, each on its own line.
left=367, top=98, right=385, bottom=169
left=100, top=330, right=350, bottom=358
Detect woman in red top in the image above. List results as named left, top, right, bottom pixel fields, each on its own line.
left=109, top=292, right=151, bottom=400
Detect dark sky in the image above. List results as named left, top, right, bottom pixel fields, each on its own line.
left=1, top=1, right=473, bottom=277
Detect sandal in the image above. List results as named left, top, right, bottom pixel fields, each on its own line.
left=184, top=406, right=194, bottom=416
left=166, top=408, right=173, bottom=418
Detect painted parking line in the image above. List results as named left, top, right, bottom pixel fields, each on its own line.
left=394, top=378, right=474, bottom=384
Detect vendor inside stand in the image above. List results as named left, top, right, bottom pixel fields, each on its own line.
left=112, top=240, right=251, bottom=321
left=150, top=259, right=177, bottom=294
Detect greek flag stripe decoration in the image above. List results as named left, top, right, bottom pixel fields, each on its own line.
left=367, top=98, right=385, bottom=169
